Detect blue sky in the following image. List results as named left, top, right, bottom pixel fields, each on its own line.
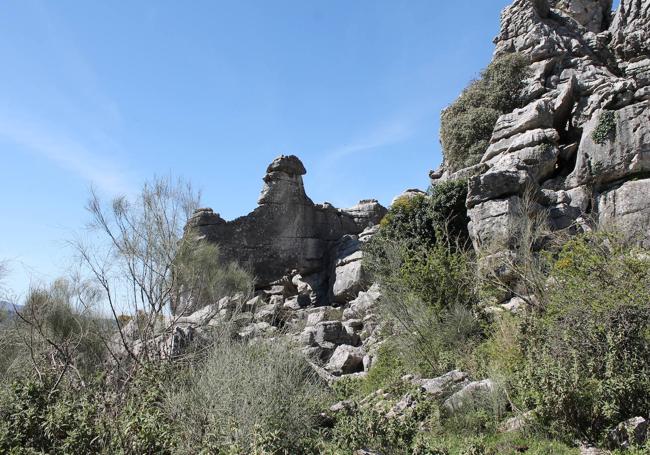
left=0, top=0, right=518, bottom=296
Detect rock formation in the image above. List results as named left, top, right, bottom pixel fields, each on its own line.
left=434, top=0, right=650, bottom=267
left=105, top=6, right=650, bottom=451
left=183, top=155, right=386, bottom=307
left=130, top=0, right=650, bottom=381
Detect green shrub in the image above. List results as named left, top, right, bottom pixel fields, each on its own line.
left=379, top=180, right=469, bottom=249
left=518, top=233, right=650, bottom=442
left=365, top=234, right=480, bottom=376
left=332, top=342, right=407, bottom=401
left=429, top=180, right=470, bottom=244
left=365, top=177, right=478, bottom=377
left=473, top=313, right=525, bottom=397
left=330, top=385, right=437, bottom=454
left=361, top=342, right=407, bottom=395
left=172, top=241, right=254, bottom=315
left=440, top=53, right=530, bottom=172
left=380, top=194, right=438, bottom=248
left=0, top=280, right=109, bottom=382
left=331, top=404, right=421, bottom=454
left=592, top=110, right=617, bottom=145
left=363, top=177, right=479, bottom=376
left=0, top=364, right=178, bottom=454
left=412, top=431, right=580, bottom=455
left=0, top=323, right=25, bottom=380
left=398, top=242, right=476, bottom=314
left=166, top=338, right=330, bottom=454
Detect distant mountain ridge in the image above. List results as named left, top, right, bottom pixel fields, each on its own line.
left=0, top=300, right=23, bottom=315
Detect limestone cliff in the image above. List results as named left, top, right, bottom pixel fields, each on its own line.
left=434, top=0, right=650, bottom=255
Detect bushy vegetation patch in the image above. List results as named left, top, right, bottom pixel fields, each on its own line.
left=3, top=171, right=650, bottom=453
left=440, top=53, right=530, bottom=172
left=380, top=193, right=437, bottom=246
left=172, top=241, right=253, bottom=315
left=0, top=365, right=179, bottom=454
left=327, top=372, right=574, bottom=455
left=367, top=175, right=650, bottom=451
left=365, top=236, right=481, bottom=376
left=167, top=338, right=330, bottom=454
left=516, top=233, right=650, bottom=443
left=592, top=110, right=617, bottom=145
left=366, top=180, right=480, bottom=377
left=379, top=180, right=469, bottom=248
left=0, top=338, right=333, bottom=454
left=0, top=280, right=110, bottom=382
left=413, top=431, right=580, bottom=455
left=330, top=402, right=425, bottom=454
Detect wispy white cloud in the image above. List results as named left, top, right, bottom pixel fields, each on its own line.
left=0, top=1, right=132, bottom=196
left=323, top=118, right=415, bottom=163
left=308, top=116, right=419, bottom=207
left=0, top=114, right=132, bottom=195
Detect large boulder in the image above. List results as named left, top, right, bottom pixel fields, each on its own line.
left=413, top=370, right=470, bottom=398
left=257, top=155, right=308, bottom=205
left=443, top=379, right=500, bottom=415
left=306, top=306, right=343, bottom=326
left=468, top=196, right=522, bottom=250
left=597, top=178, right=650, bottom=247
left=325, top=345, right=365, bottom=375
left=550, top=0, right=612, bottom=33
left=491, top=99, right=554, bottom=142
left=493, top=0, right=608, bottom=61
left=569, top=103, right=650, bottom=187
left=342, top=199, right=388, bottom=229
left=482, top=128, right=559, bottom=163
left=391, top=188, right=426, bottom=205
left=331, top=236, right=367, bottom=303
left=314, top=321, right=359, bottom=346
left=343, top=284, right=381, bottom=320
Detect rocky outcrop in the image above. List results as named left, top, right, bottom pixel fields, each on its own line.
left=341, top=200, right=387, bottom=229
left=391, top=188, right=427, bottom=205
left=436, top=0, right=650, bottom=297
left=159, top=155, right=390, bottom=376
left=609, top=0, right=650, bottom=61
left=569, top=102, right=650, bottom=187
left=327, top=371, right=500, bottom=431
left=112, top=266, right=384, bottom=376
left=124, top=0, right=650, bottom=386
left=183, top=155, right=386, bottom=308
left=597, top=178, right=650, bottom=247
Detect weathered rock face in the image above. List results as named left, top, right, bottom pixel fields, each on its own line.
left=610, top=0, right=650, bottom=61
left=341, top=199, right=388, bottom=229
left=597, top=178, right=650, bottom=247
left=183, top=155, right=386, bottom=307
left=437, top=0, right=650, bottom=284
left=550, top=0, right=613, bottom=33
